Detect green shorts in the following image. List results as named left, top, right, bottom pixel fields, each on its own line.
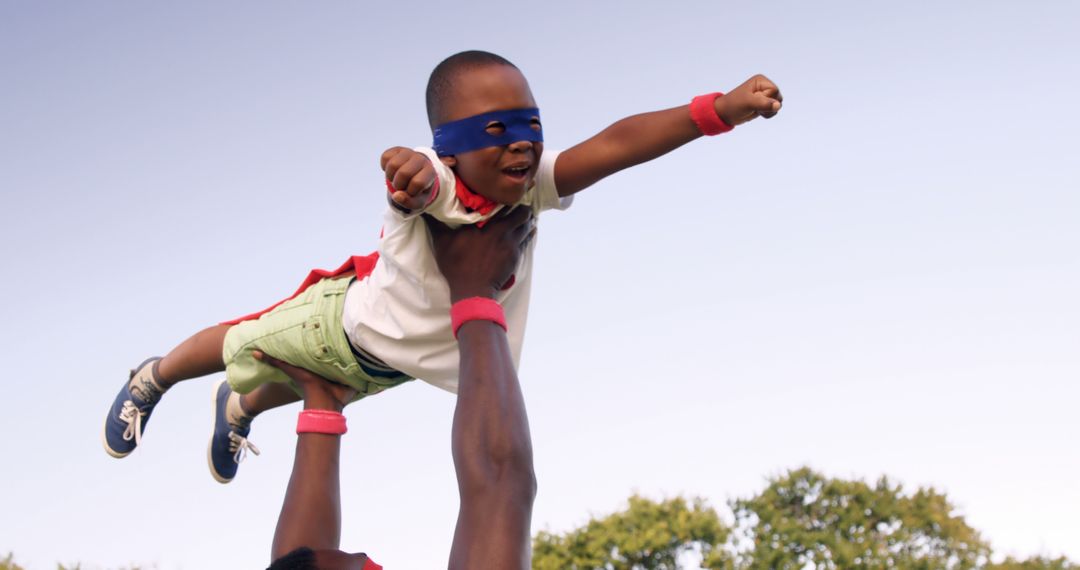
left=222, top=276, right=412, bottom=398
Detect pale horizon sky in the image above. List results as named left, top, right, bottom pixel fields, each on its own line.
left=2, top=1, right=1078, bottom=568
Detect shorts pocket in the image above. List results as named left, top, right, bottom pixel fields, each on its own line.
left=301, top=317, right=335, bottom=364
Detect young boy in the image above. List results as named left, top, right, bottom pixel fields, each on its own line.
left=102, top=50, right=782, bottom=483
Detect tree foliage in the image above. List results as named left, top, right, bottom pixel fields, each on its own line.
left=0, top=553, right=147, bottom=570
left=533, top=495, right=732, bottom=570
left=731, top=467, right=990, bottom=569
left=988, top=557, right=1080, bottom=570
left=532, top=467, right=1075, bottom=570
left=0, top=553, right=25, bottom=570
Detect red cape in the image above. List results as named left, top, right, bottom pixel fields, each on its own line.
left=221, top=252, right=379, bottom=325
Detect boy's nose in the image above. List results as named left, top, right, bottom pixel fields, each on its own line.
left=507, top=139, right=534, bottom=152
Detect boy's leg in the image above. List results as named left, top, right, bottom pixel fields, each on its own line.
left=157, top=324, right=231, bottom=386
left=208, top=381, right=301, bottom=484
left=102, top=324, right=231, bottom=458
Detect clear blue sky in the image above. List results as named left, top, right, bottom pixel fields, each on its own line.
left=2, top=1, right=1078, bottom=568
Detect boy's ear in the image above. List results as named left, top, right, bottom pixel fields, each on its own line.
left=440, top=156, right=457, bottom=168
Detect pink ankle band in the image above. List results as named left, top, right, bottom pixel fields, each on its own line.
left=297, top=409, right=347, bottom=435
left=450, top=297, right=507, bottom=339
left=690, top=92, right=734, bottom=136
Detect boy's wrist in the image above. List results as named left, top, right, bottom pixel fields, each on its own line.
left=691, top=93, right=734, bottom=136
left=712, top=95, right=735, bottom=127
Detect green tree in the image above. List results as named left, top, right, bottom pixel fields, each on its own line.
left=0, top=553, right=25, bottom=570
left=988, top=557, right=1079, bottom=570
left=730, top=467, right=991, bottom=569
left=532, top=495, right=732, bottom=570
left=0, top=554, right=147, bottom=570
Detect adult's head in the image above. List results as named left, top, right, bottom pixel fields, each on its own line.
left=268, top=546, right=370, bottom=570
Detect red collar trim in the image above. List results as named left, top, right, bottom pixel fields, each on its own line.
left=454, top=175, right=499, bottom=217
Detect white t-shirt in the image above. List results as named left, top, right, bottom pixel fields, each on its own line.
left=341, top=147, right=571, bottom=394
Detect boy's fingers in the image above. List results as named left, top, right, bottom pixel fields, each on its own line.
left=380, top=147, right=402, bottom=170
left=407, top=173, right=435, bottom=197
left=759, top=86, right=780, bottom=100
left=416, top=163, right=437, bottom=194
left=751, top=94, right=782, bottom=117
left=384, top=162, right=403, bottom=189
left=391, top=161, right=421, bottom=193
left=753, top=74, right=776, bottom=90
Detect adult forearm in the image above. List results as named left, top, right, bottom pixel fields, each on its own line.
left=449, top=319, right=535, bottom=570
left=452, top=320, right=535, bottom=496
left=270, top=433, right=343, bottom=559
left=555, top=105, right=701, bottom=195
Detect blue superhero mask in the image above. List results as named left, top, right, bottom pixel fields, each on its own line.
left=432, top=107, right=543, bottom=156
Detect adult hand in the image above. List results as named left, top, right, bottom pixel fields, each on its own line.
left=253, top=351, right=357, bottom=412
left=425, top=206, right=536, bottom=302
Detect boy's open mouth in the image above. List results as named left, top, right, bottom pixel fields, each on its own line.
left=501, top=164, right=531, bottom=182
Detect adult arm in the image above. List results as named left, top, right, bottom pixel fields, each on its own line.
left=426, top=207, right=539, bottom=570
left=553, top=74, right=782, bottom=196
left=263, top=353, right=358, bottom=560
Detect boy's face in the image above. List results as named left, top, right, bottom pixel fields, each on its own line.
left=439, top=64, right=543, bottom=205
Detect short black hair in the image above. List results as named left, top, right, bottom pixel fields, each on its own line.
left=267, top=547, right=317, bottom=570
left=425, top=50, right=518, bottom=129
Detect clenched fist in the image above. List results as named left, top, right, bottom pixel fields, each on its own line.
left=715, top=74, right=783, bottom=127
left=381, top=146, right=438, bottom=211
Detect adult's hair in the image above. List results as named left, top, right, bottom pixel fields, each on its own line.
left=425, top=50, right=518, bottom=129
left=267, top=546, right=317, bottom=570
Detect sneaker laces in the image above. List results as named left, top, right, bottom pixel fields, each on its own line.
left=119, top=400, right=146, bottom=446
left=228, top=430, right=260, bottom=464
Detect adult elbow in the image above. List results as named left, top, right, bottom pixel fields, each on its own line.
left=494, top=437, right=536, bottom=499
left=492, top=457, right=537, bottom=507
left=461, top=443, right=537, bottom=503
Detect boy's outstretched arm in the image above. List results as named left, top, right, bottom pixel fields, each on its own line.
left=554, top=74, right=782, bottom=197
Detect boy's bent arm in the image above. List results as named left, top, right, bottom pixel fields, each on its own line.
left=553, top=74, right=782, bottom=197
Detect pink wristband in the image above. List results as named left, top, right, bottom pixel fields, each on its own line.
left=450, top=297, right=507, bottom=339
left=690, top=92, right=734, bottom=136
left=296, top=409, right=347, bottom=435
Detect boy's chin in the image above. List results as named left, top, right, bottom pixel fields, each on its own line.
left=486, top=185, right=528, bottom=206
left=500, top=190, right=528, bottom=206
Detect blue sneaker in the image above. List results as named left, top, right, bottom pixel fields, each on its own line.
left=207, top=379, right=259, bottom=484
left=102, top=357, right=164, bottom=458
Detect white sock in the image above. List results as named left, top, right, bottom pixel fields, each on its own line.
left=225, top=391, right=252, bottom=428
left=128, top=360, right=167, bottom=403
